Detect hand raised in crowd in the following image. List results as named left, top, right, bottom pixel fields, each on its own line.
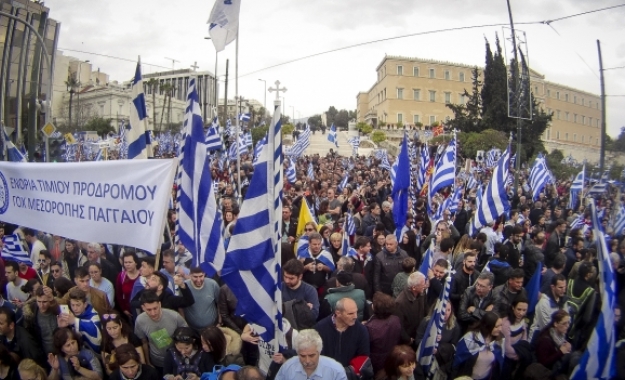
left=47, top=353, right=60, bottom=371
left=69, top=355, right=82, bottom=371
left=272, top=353, right=286, bottom=364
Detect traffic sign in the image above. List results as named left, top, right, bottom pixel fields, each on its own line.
left=41, top=122, right=56, bottom=137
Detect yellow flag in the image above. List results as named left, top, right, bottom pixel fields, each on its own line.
left=294, top=199, right=317, bottom=251
left=64, top=133, right=76, bottom=144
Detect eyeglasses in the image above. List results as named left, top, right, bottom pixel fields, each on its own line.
left=305, top=228, right=315, bottom=232
left=37, top=259, right=47, bottom=263
left=52, top=269, right=61, bottom=273
left=102, top=314, right=119, bottom=321
left=475, top=282, right=491, bottom=289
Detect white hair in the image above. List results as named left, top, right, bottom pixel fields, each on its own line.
left=406, top=271, right=426, bottom=288
left=293, top=329, right=323, bottom=353
left=87, top=242, right=103, bottom=253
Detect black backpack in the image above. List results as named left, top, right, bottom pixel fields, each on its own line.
left=283, top=299, right=316, bottom=330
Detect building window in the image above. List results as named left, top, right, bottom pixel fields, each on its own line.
left=397, top=65, right=403, bottom=76
left=100, top=104, right=104, bottom=116
left=581, top=98, right=585, bottom=106
left=429, top=90, right=436, bottom=102
left=556, top=110, right=561, bottom=120
left=573, top=95, right=577, bottom=104
left=429, top=115, right=436, bottom=124
left=581, top=115, right=585, bottom=124
left=557, top=131, right=560, bottom=140
left=459, top=72, right=465, bottom=82
left=397, top=88, right=404, bottom=100
left=397, top=113, right=403, bottom=124
left=596, top=119, right=599, bottom=127
left=444, top=92, right=451, bottom=104
left=384, top=88, right=386, bottom=99
left=565, top=133, right=569, bottom=141
left=556, top=91, right=560, bottom=100
left=574, top=114, right=577, bottom=123
left=413, top=67, right=419, bottom=77
left=565, top=112, right=569, bottom=121
left=589, top=117, right=592, bottom=126
left=413, top=114, right=420, bottom=124
left=460, top=94, right=466, bottom=105
left=444, top=70, right=450, bottom=80
left=547, top=129, right=551, bottom=140
left=413, top=89, right=420, bottom=100
left=547, top=89, right=551, bottom=97
left=534, top=86, right=538, bottom=94
left=429, top=68, right=435, bottom=78
left=581, top=135, right=585, bottom=143
left=573, top=134, right=577, bottom=142
left=565, top=93, right=569, bottom=102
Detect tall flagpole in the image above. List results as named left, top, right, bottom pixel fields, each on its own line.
left=235, top=26, right=241, bottom=204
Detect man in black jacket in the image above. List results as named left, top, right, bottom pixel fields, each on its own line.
left=373, top=235, right=408, bottom=296
left=458, top=272, right=495, bottom=329
left=131, top=272, right=194, bottom=311
left=0, top=307, right=44, bottom=363
left=450, top=251, right=480, bottom=313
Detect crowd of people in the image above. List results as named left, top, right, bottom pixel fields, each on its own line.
left=0, top=147, right=621, bottom=380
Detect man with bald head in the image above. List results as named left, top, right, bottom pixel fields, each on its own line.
left=314, top=298, right=370, bottom=368
left=373, top=235, right=408, bottom=296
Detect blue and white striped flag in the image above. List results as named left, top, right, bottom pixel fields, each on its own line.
left=286, top=159, right=297, bottom=184
left=307, top=162, right=314, bottom=181
left=346, top=211, right=356, bottom=236
left=341, top=229, right=351, bottom=258
left=430, top=138, right=456, bottom=200
left=347, top=136, right=360, bottom=156
left=587, top=182, right=608, bottom=197
left=379, top=152, right=392, bottom=171
left=243, top=132, right=253, bottom=148
left=417, top=142, right=429, bottom=193
left=239, top=113, right=251, bottom=123
left=176, top=78, right=225, bottom=277
left=2, top=127, right=27, bottom=162
left=417, top=274, right=452, bottom=377
left=205, top=120, right=223, bottom=151
left=529, top=153, right=551, bottom=200
left=126, top=57, right=151, bottom=159
left=1, top=234, right=32, bottom=266
left=337, top=173, right=349, bottom=193
left=510, top=153, right=516, bottom=168
left=327, top=123, right=338, bottom=147
left=570, top=213, right=586, bottom=231
left=253, top=134, right=268, bottom=166
left=221, top=102, right=285, bottom=352
left=392, top=134, right=411, bottom=240
left=449, top=189, right=463, bottom=214
left=569, top=165, right=585, bottom=209
left=570, top=199, right=616, bottom=379
left=485, top=148, right=497, bottom=168
left=613, top=206, right=625, bottom=236
left=473, top=145, right=511, bottom=230
left=207, top=0, right=241, bottom=52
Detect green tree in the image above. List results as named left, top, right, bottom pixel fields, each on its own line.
left=371, top=130, right=387, bottom=144
left=326, top=106, right=338, bottom=126
left=446, top=66, right=482, bottom=133
left=251, top=125, right=268, bottom=144
left=308, top=114, right=322, bottom=129
left=334, top=109, right=350, bottom=128
left=482, top=35, right=512, bottom=132
left=608, top=127, right=625, bottom=152
left=357, top=122, right=373, bottom=135
left=282, top=123, right=295, bottom=137
left=145, top=78, right=159, bottom=130
left=84, top=117, right=115, bottom=136
left=64, top=75, right=79, bottom=129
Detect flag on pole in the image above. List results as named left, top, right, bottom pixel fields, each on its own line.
left=526, top=262, right=542, bottom=314
left=346, top=211, right=356, bottom=236
left=417, top=142, right=429, bottom=193
left=429, top=138, right=456, bottom=202
left=327, top=123, right=338, bottom=147
left=569, top=165, right=585, bottom=209
left=207, top=0, right=241, bottom=52
left=417, top=274, right=452, bottom=377
left=570, top=199, right=616, bottom=379
left=392, top=134, right=410, bottom=240
left=176, top=79, right=225, bottom=277
left=418, top=247, right=433, bottom=277
left=286, top=159, right=297, bottom=184
left=612, top=205, right=625, bottom=236
left=473, top=145, right=511, bottom=230
left=337, top=173, right=349, bottom=193
left=126, top=57, right=150, bottom=159
left=2, top=127, right=27, bottom=162
left=220, top=100, right=285, bottom=352
left=307, top=162, right=314, bottom=181
left=1, top=234, right=32, bottom=266
left=529, top=154, right=551, bottom=200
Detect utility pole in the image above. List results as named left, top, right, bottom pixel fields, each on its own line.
left=224, top=59, right=229, bottom=124
left=506, top=0, right=522, bottom=194
left=597, top=40, right=607, bottom=178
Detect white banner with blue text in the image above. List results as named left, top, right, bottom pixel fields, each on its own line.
left=0, top=159, right=177, bottom=253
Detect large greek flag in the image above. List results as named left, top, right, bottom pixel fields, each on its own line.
left=207, top=0, right=241, bottom=52
left=126, top=58, right=150, bottom=159
left=176, top=79, right=225, bottom=277
left=1, top=234, right=32, bottom=266
left=221, top=101, right=285, bottom=351
left=473, top=145, right=511, bottom=230
left=529, top=154, right=551, bottom=200
left=570, top=199, right=616, bottom=379
left=613, top=205, right=625, bottom=236
left=429, top=138, right=456, bottom=199
left=289, top=126, right=311, bottom=157
left=205, top=118, right=224, bottom=151
left=417, top=142, right=429, bottom=193
left=327, top=123, right=338, bottom=147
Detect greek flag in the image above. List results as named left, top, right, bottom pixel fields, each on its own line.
left=126, top=57, right=151, bottom=159
left=466, top=174, right=478, bottom=191
left=2, top=234, right=32, bottom=266
left=570, top=199, right=616, bottom=380
left=327, top=123, right=338, bottom=147
left=307, top=162, right=314, bottom=181
left=2, top=127, right=26, bottom=162
left=176, top=79, right=225, bottom=277
left=529, top=154, right=551, bottom=200
left=205, top=119, right=223, bottom=151
left=417, top=274, right=452, bottom=377
left=221, top=103, right=285, bottom=350
left=289, top=126, right=311, bottom=157
left=286, top=159, right=297, bottom=184
left=417, top=142, right=430, bottom=193
left=510, top=153, right=516, bottom=168
left=239, top=113, right=251, bottom=123
left=341, top=229, right=351, bottom=258
left=346, top=211, right=356, bottom=236
left=588, top=182, right=608, bottom=197
left=207, top=0, right=241, bottom=52
left=449, top=189, right=463, bottom=214
left=613, top=206, right=625, bottom=236
left=380, top=152, right=392, bottom=171
left=570, top=213, right=586, bottom=230
left=337, top=173, right=349, bottom=193
left=225, top=119, right=234, bottom=137
left=392, top=134, right=410, bottom=240
left=430, top=139, right=456, bottom=199
left=526, top=262, right=542, bottom=314
left=347, top=136, right=360, bottom=156
left=243, top=132, right=253, bottom=148
left=485, top=148, right=497, bottom=168
left=253, top=134, right=267, bottom=166
left=390, top=159, right=398, bottom=188
left=569, top=165, right=585, bottom=209
left=473, top=145, right=511, bottom=230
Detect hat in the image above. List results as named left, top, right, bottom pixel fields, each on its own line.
left=337, top=272, right=353, bottom=286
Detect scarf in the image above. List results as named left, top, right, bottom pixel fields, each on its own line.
left=549, top=327, right=566, bottom=347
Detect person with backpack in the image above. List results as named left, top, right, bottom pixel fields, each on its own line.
left=565, top=261, right=597, bottom=349
left=163, top=327, right=216, bottom=380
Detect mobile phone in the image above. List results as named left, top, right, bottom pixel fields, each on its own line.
left=60, top=305, right=70, bottom=314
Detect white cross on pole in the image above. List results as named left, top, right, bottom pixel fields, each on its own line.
left=268, top=80, right=287, bottom=101
left=190, top=61, right=199, bottom=71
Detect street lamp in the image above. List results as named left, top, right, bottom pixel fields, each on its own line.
left=258, top=79, right=266, bottom=111
left=205, top=37, right=219, bottom=119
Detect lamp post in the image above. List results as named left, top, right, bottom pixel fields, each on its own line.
left=205, top=37, right=219, bottom=120
left=290, top=106, right=294, bottom=125
left=258, top=78, right=266, bottom=112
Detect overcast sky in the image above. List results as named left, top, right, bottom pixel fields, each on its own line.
left=46, top=0, right=624, bottom=136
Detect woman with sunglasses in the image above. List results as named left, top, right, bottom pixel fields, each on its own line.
left=109, top=343, right=157, bottom=380
left=163, top=327, right=215, bottom=380
left=101, top=313, right=145, bottom=375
